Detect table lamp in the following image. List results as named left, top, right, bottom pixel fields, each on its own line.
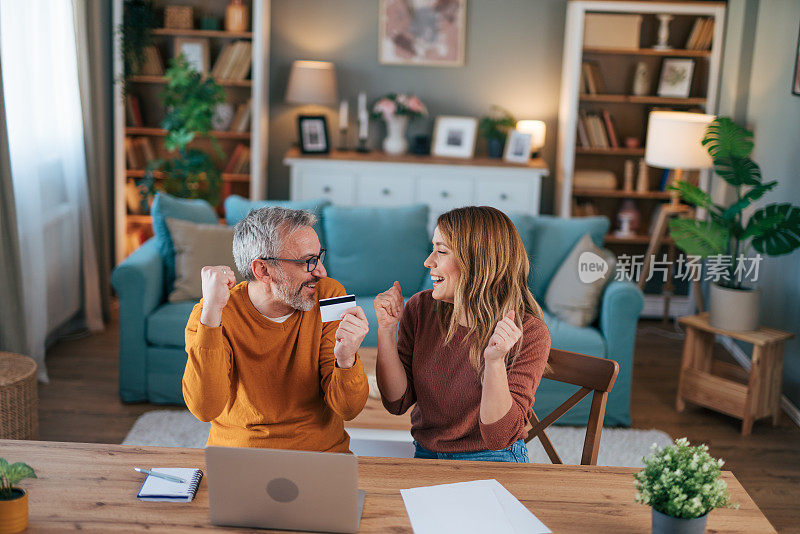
left=285, top=60, right=338, bottom=105
left=645, top=111, right=714, bottom=207
left=515, top=120, right=546, bottom=157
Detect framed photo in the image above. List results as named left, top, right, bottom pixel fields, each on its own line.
left=174, top=37, right=210, bottom=75
left=297, top=115, right=330, bottom=154
left=793, top=22, right=800, bottom=96
left=379, top=0, right=467, bottom=67
left=432, top=116, right=478, bottom=158
left=503, top=130, right=532, bottom=164
left=657, top=58, right=695, bottom=98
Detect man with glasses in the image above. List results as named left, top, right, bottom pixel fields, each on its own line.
left=182, top=207, right=370, bottom=453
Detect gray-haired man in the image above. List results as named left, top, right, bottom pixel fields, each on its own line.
left=182, top=207, right=370, bottom=452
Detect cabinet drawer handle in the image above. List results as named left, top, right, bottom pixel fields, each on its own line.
left=322, top=186, right=332, bottom=193
left=381, top=188, right=391, bottom=196
left=440, top=191, right=449, bottom=198
left=500, top=193, right=508, bottom=201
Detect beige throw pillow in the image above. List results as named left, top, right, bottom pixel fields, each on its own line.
left=166, top=218, right=241, bottom=302
left=545, top=233, right=616, bottom=327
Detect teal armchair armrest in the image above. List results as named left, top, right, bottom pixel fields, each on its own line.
left=111, top=238, right=164, bottom=402
left=598, top=280, right=644, bottom=426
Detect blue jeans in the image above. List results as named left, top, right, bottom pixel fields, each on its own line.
left=413, top=439, right=529, bottom=463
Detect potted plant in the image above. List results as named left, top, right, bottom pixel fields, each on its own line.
left=371, top=93, right=428, bottom=155
left=119, top=0, right=158, bottom=93
left=635, top=438, right=737, bottom=534
left=141, top=54, right=226, bottom=209
left=0, top=458, right=36, bottom=534
left=668, top=117, right=800, bottom=331
left=478, top=106, right=516, bottom=158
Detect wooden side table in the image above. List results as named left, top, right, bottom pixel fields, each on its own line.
left=676, top=313, right=794, bottom=435
left=0, top=352, right=38, bottom=440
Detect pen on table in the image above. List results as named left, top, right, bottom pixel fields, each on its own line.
left=134, top=467, right=187, bottom=483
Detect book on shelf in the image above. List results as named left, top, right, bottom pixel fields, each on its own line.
left=600, top=109, right=619, bottom=149
left=212, top=40, right=252, bottom=81
left=125, top=95, right=144, bottom=127
left=685, top=18, right=714, bottom=51
left=576, top=114, right=590, bottom=147
left=125, top=137, right=157, bottom=170
left=137, top=45, right=164, bottom=76
left=231, top=41, right=252, bottom=80
left=585, top=113, right=610, bottom=148
left=580, top=61, right=606, bottom=95
left=125, top=137, right=142, bottom=169
left=211, top=42, right=235, bottom=79
left=224, top=143, right=250, bottom=174
left=137, top=137, right=157, bottom=164
left=230, top=99, right=252, bottom=132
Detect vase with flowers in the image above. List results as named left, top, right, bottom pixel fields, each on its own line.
left=635, top=438, right=737, bottom=534
left=372, top=93, right=427, bottom=155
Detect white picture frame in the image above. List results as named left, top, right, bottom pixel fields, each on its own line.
left=432, top=116, right=478, bottom=158
left=503, top=130, right=532, bottom=164
left=657, top=58, right=695, bottom=98
left=174, top=37, right=210, bottom=75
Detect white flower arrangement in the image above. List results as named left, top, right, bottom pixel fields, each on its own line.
left=634, top=438, right=738, bottom=519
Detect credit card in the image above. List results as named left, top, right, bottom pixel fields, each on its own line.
left=319, top=294, right=356, bottom=322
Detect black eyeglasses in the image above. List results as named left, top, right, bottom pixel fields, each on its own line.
left=261, top=249, right=326, bottom=272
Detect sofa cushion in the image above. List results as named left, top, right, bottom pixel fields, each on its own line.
left=524, top=216, right=610, bottom=301
left=146, top=301, right=197, bottom=347
left=223, top=195, right=330, bottom=248
left=322, top=205, right=430, bottom=296
left=151, top=193, right=219, bottom=293
left=166, top=218, right=242, bottom=302
left=545, top=234, right=616, bottom=327
left=541, top=309, right=606, bottom=358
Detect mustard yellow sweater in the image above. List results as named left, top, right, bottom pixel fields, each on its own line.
left=182, top=277, right=368, bottom=453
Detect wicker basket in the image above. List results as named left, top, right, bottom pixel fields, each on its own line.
left=164, top=6, right=193, bottom=30
left=0, top=352, right=38, bottom=440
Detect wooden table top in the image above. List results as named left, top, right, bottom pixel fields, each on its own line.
left=1, top=440, right=775, bottom=533
left=678, top=312, right=794, bottom=346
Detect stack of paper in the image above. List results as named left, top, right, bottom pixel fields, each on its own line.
left=400, top=479, right=551, bottom=534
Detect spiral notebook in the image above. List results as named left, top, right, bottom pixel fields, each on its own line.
left=137, top=468, right=203, bottom=502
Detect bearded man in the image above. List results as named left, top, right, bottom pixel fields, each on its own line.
left=182, top=207, right=370, bottom=452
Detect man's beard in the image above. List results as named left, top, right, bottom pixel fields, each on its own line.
left=273, top=267, right=318, bottom=312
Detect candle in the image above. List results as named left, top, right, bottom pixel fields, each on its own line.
left=358, top=92, right=366, bottom=117
left=358, top=115, right=368, bottom=140
left=357, top=92, right=368, bottom=139
left=339, top=100, right=348, bottom=130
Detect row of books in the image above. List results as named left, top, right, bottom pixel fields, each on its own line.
left=580, top=61, right=606, bottom=95
left=685, top=18, right=715, bottom=51
left=229, top=99, right=252, bottom=133
left=125, top=137, right=157, bottom=170
left=224, top=143, right=251, bottom=174
left=576, top=110, right=620, bottom=149
left=211, top=41, right=252, bottom=81
left=125, top=95, right=251, bottom=133
left=136, top=45, right=165, bottom=76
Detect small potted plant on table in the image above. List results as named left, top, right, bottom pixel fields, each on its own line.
left=0, top=458, right=36, bottom=534
left=478, top=106, right=516, bottom=158
left=635, top=438, right=737, bottom=534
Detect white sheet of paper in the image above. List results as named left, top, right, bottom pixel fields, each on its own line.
left=401, top=481, right=515, bottom=534
left=319, top=294, right=356, bottom=322
left=401, top=480, right=551, bottom=534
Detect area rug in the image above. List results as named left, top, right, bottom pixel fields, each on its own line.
left=123, top=410, right=673, bottom=468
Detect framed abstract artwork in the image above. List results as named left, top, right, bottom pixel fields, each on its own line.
left=379, top=0, right=466, bottom=67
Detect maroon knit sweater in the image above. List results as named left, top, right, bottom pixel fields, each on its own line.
left=381, top=290, right=551, bottom=452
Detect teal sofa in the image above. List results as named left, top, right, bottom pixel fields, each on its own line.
left=111, top=195, right=643, bottom=426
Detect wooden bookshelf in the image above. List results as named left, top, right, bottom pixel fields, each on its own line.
left=114, top=0, right=267, bottom=261
left=605, top=234, right=674, bottom=245
left=575, top=147, right=645, bottom=156
left=579, top=94, right=707, bottom=105
left=573, top=189, right=671, bottom=199
left=125, top=127, right=251, bottom=140
left=583, top=47, right=712, bottom=58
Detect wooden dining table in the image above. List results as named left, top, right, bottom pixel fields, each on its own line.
left=0, top=440, right=775, bottom=533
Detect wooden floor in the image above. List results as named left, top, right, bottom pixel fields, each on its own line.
left=36, top=308, right=800, bottom=533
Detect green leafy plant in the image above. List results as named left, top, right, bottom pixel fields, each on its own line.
left=668, top=117, right=800, bottom=289
left=141, top=54, right=226, bottom=208
left=120, top=0, right=158, bottom=90
left=0, top=458, right=36, bottom=500
left=478, top=106, right=517, bottom=141
left=634, top=438, right=737, bottom=519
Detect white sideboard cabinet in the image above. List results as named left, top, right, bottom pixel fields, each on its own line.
left=285, top=149, right=548, bottom=230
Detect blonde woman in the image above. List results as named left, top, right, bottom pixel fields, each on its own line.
left=374, top=206, right=551, bottom=462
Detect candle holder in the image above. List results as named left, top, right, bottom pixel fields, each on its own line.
left=337, top=127, right=348, bottom=151
left=356, top=137, right=370, bottom=153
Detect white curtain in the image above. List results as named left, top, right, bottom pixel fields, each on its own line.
left=0, top=0, right=103, bottom=381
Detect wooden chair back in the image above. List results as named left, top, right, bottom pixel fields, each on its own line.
left=526, top=348, right=619, bottom=465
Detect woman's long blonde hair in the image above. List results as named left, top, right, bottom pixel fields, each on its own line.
left=435, top=206, right=544, bottom=378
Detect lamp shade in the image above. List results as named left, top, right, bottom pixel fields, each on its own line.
left=285, top=60, right=338, bottom=105
left=516, top=120, right=546, bottom=151
left=645, top=111, right=715, bottom=169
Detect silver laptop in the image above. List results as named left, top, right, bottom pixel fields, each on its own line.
left=205, top=446, right=365, bottom=533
